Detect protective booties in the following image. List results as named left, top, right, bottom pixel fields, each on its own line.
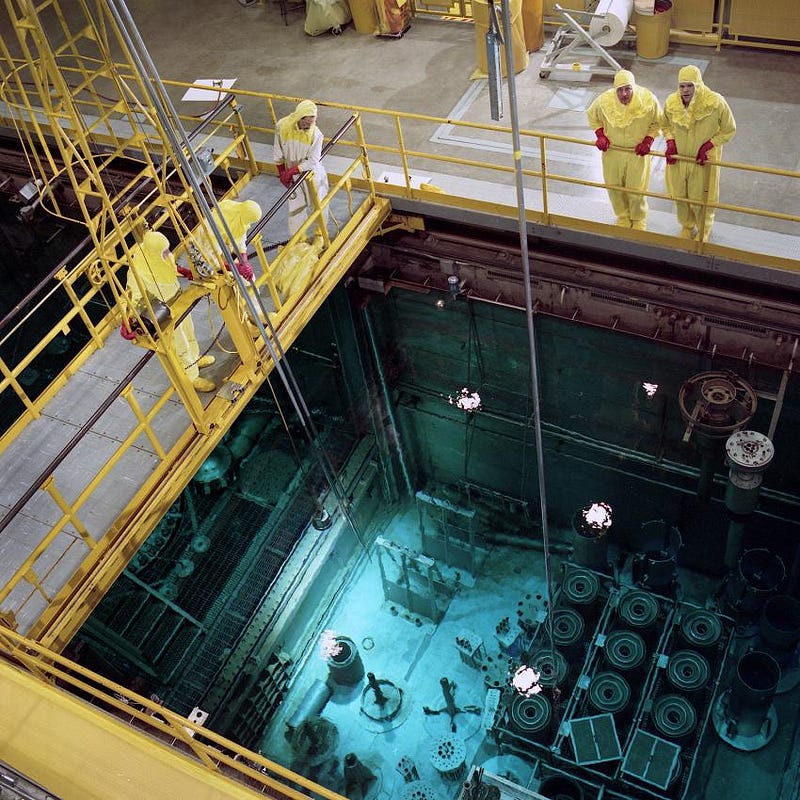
left=192, top=376, right=216, bottom=393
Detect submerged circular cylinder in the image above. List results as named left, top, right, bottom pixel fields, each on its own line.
left=552, top=607, right=585, bottom=656
left=667, top=650, right=711, bottom=696
left=588, top=671, right=631, bottom=715
left=509, top=692, right=551, bottom=741
left=538, top=774, right=585, bottom=800
left=728, top=650, right=780, bottom=737
left=726, top=549, right=785, bottom=619
left=759, top=594, right=800, bottom=664
left=652, top=693, right=697, bottom=743
left=561, top=568, right=600, bottom=610
left=326, top=635, right=365, bottom=686
left=618, top=589, right=660, bottom=631
left=680, top=609, right=723, bottom=651
left=604, top=630, right=647, bottom=673
left=571, top=506, right=611, bottom=571
left=530, top=648, right=569, bottom=688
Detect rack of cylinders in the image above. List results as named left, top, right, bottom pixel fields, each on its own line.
left=489, top=563, right=735, bottom=800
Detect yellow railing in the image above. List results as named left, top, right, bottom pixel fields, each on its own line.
left=0, top=68, right=797, bottom=642
left=0, top=626, right=346, bottom=799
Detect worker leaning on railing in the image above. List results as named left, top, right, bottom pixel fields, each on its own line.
left=120, top=229, right=218, bottom=393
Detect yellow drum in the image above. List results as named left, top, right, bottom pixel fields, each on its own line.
left=634, top=1, right=673, bottom=59
left=473, top=0, right=529, bottom=77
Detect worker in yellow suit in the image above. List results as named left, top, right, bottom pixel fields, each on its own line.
left=191, top=198, right=262, bottom=279
left=125, top=230, right=216, bottom=393
left=661, top=65, right=736, bottom=241
left=587, top=70, right=661, bottom=230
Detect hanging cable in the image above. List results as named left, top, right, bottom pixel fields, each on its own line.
left=496, top=0, right=558, bottom=696
left=105, top=0, right=369, bottom=555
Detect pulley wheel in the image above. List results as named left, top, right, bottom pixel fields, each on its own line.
left=604, top=630, right=646, bottom=671
left=667, top=650, right=710, bottom=693
left=561, top=568, right=600, bottom=607
left=588, top=671, right=630, bottom=714
left=652, top=694, right=697, bottom=740
left=509, top=692, right=551, bottom=735
left=680, top=609, right=723, bottom=649
left=619, top=590, right=660, bottom=630
left=677, top=370, right=757, bottom=437
left=553, top=607, right=585, bottom=648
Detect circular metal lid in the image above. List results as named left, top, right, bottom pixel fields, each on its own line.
left=430, top=735, right=465, bottom=772
left=667, top=650, right=711, bottom=692
left=604, top=630, right=646, bottom=671
left=618, top=590, right=660, bottom=629
left=510, top=692, right=551, bottom=733
left=652, top=694, right=697, bottom=739
left=680, top=609, right=723, bottom=648
left=588, top=671, right=631, bottom=713
left=725, top=430, right=774, bottom=472
left=561, top=569, right=600, bottom=606
left=553, top=607, right=585, bottom=648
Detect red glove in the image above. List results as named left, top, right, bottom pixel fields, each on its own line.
left=280, top=164, right=300, bottom=188
left=236, top=255, right=254, bottom=281
left=665, top=139, right=678, bottom=165
left=177, top=265, right=193, bottom=279
left=635, top=136, right=654, bottom=156
left=696, top=140, right=714, bottom=165
left=120, top=321, right=136, bottom=340
left=594, top=127, right=610, bottom=152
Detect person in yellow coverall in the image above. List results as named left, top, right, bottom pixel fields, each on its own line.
left=587, top=70, right=661, bottom=230
left=125, top=230, right=216, bottom=393
left=661, top=64, right=736, bottom=241
left=189, top=198, right=262, bottom=280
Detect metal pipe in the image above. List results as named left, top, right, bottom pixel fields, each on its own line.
left=362, top=306, right=414, bottom=496
left=498, top=0, right=557, bottom=685
left=107, top=0, right=369, bottom=554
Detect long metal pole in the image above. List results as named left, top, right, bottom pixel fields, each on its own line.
left=106, top=0, right=369, bottom=554
left=497, top=0, right=557, bottom=681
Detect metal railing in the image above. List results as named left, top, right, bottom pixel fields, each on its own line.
left=0, top=626, right=346, bottom=799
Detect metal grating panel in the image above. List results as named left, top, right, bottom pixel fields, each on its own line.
left=622, top=729, right=681, bottom=791
left=568, top=713, right=621, bottom=765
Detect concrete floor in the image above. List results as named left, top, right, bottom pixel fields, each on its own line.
left=127, top=1, right=800, bottom=253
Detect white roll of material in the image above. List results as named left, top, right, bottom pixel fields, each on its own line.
left=589, top=0, right=634, bottom=46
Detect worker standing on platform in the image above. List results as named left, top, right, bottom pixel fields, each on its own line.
left=125, top=230, right=216, bottom=393
left=661, top=65, right=736, bottom=241
left=587, top=69, right=662, bottom=230
left=191, top=198, right=262, bottom=280
left=273, top=99, right=329, bottom=241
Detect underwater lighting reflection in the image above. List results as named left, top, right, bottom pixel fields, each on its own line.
left=449, top=387, right=482, bottom=413
left=642, top=382, right=659, bottom=398
left=320, top=629, right=343, bottom=660
left=581, top=501, right=613, bottom=533
left=512, top=665, right=542, bottom=697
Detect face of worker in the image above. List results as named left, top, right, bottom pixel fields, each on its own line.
left=298, top=115, right=316, bottom=130
left=616, top=85, right=633, bottom=105
left=679, top=82, right=695, bottom=105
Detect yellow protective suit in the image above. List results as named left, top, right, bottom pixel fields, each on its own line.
left=195, top=198, right=262, bottom=265
left=273, top=100, right=329, bottom=239
left=126, top=230, right=201, bottom=381
left=586, top=70, right=661, bottom=228
left=661, top=65, right=736, bottom=239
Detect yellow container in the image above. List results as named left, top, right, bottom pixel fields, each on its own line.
left=349, top=0, right=378, bottom=34
left=473, top=0, right=529, bottom=77
left=521, top=0, right=545, bottom=52
left=634, top=2, right=673, bottom=59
